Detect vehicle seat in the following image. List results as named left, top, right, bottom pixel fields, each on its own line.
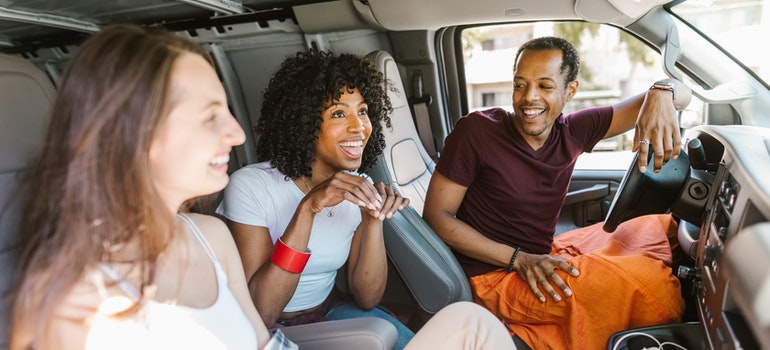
left=364, top=50, right=473, bottom=322
left=365, top=50, right=436, bottom=216
left=0, top=53, right=56, bottom=349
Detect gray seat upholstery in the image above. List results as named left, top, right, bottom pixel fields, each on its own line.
left=365, top=50, right=436, bottom=216
left=365, top=50, right=473, bottom=319
left=280, top=317, right=397, bottom=350
left=0, top=53, right=56, bottom=349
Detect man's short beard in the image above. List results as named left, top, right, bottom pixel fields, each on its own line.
left=522, top=120, right=551, bottom=137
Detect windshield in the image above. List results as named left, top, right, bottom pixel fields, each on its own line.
left=672, top=0, right=770, bottom=85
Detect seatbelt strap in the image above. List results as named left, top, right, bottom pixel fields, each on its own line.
left=410, top=73, right=438, bottom=159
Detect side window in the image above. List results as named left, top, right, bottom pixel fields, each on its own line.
left=461, top=22, right=703, bottom=170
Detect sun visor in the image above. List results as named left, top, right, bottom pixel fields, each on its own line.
left=294, top=0, right=382, bottom=33
left=574, top=0, right=668, bottom=23
left=608, top=0, right=669, bottom=19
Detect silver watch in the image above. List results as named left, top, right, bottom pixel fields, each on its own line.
left=650, top=80, right=676, bottom=101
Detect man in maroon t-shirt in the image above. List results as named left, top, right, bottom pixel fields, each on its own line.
left=424, top=36, right=692, bottom=349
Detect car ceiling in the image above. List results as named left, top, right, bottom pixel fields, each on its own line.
left=0, top=0, right=670, bottom=53
left=0, top=0, right=320, bottom=51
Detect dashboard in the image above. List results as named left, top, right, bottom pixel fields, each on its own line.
left=687, top=125, right=770, bottom=349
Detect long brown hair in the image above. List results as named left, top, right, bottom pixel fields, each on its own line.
left=9, top=24, right=212, bottom=348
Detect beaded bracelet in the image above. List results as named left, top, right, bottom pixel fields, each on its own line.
left=270, top=238, right=311, bottom=274
left=507, top=247, right=521, bottom=273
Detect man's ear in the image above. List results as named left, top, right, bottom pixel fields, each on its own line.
left=565, top=80, right=579, bottom=101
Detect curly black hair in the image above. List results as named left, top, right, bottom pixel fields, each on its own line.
left=256, top=50, right=393, bottom=179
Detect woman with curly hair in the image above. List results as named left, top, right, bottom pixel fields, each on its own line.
left=215, top=50, right=416, bottom=348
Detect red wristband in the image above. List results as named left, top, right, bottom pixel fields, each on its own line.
left=270, top=238, right=311, bottom=273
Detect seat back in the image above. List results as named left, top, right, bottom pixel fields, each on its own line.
left=365, top=50, right=435, bottom=216
left=365, top=50, right=472, bottom=318
left=0, top=54, right=56, bottom=348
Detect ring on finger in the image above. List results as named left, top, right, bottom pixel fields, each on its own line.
left=639, top=139, right=650, bottom=145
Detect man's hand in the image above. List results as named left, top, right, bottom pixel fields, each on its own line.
left=633, top=86, right=682, bottom=174
left=514, top=251, right=580, bottom=302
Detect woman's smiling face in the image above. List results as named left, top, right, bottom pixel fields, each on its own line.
left=148, top=52, right=245, bottom=211
left=310, top=86, right=372, bottom=177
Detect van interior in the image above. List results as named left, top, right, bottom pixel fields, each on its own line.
left=2, top=1, right=770, bottom=349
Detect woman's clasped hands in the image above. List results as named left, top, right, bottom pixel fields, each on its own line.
left=302, top=172, right=409, bottom=221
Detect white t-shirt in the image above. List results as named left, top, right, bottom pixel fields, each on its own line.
left=216, top=161, right=361, bottom=312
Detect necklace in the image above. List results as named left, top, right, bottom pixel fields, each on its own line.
left=301, top=176, right=335, bottom=217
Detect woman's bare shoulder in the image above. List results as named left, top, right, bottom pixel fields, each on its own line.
left=182, top=212, right=240, bottom=263
left=184, top=213, right=231, bottom=242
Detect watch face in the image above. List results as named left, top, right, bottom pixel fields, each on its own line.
left=651, top=81, right=676, bottom=102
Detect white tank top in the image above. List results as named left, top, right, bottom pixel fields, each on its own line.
left=86, top=214, right=259, bottom=350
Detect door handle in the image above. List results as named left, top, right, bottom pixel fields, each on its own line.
left=563, top=183, right=609, bottom=206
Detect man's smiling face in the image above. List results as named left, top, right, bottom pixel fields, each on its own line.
left=511, top=48, right=578, bottom=148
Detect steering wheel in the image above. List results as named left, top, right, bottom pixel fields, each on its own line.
left=603, top=147, right=690, bottom=232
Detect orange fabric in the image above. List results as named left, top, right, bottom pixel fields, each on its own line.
left=470, top=214, right=685, bottom=350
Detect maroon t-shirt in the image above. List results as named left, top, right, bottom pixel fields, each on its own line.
left=435, top=107, right=613, bottom=277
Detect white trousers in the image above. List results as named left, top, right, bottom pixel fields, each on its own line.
left=405, top=302, right=517, bottom=350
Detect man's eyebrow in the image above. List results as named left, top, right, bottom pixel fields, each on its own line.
left=513, top=75, right=557, bottom=83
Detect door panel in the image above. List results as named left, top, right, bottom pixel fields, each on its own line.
left=556, top=170, right=624, bottom=235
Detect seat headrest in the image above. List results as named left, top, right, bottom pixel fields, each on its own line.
left=0, top=54, right=56, bottom=171
left=365, top=50, right=408, bottom=110
left=365, top=50, right=435, bottom=184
